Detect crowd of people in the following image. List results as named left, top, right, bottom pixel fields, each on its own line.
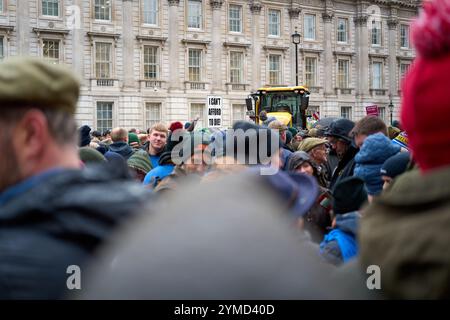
left=0, top=0, right=449, bottom=300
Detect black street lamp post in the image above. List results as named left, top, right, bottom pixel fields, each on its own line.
left=291, top=30, right=301, bottom=86
left=388, top=100, right=394, bottom=125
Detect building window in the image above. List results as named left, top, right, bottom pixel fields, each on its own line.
left=340, top=106, right=352, bottom=120
left=337, top=59, right=349, bottom=88
left=190, top=103, right=205, bottom=128
left=0, top=1, right=3, bottom=13
left=143, top=0, right=158, bottom=25
left=143, top=46, right=159, bottom=79
left=0, top=36, right=4, bottom=61
left=378, top=106, right=386, bottom=122
left=42, top=0, right=59, bottom=16
left=94, top=0, right=111, bottom=21
left=400, top=24, right=409, bottom=48
left=268, top=54, right=281, bottom=85
left=95, top=42, right=112, bottom=78
left=304, top=14, right=316, bottom=41
left=145, top=102, right=161, bottom=129
left=96, top=102, right=113, bottom=133
left=188, top=0, right=202, bottom=29
left=232, top=104, right=246, bottom=124
left=371, top=20, right=382, bottom=46
left=188, top=48, right=202, bottom=82
left=268, top=9, right=280, bottom=37
left=229, top=4, right=242, bottom=33
left=400, top=63, right=410, bottom=81
left=230, top=51, right=243, bottom=84
left=43, top=39, right=60, bottom=64
left=337, top=18, right=348, bottom=43
left=305, top=57, right=317, bottom=88
left=372, top=62, right=383, bottom=89
left=306, top=106, right=320, bottom=118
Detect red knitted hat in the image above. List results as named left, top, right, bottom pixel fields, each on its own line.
left=401, top=0, right=450, bottom=172
left=169, top=121, right=183, bottom=132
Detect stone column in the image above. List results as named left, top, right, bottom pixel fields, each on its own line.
left=17, top=0, right=29, bottom=55
left=250, top=1, right=262, bottom=91
left=354, top=15, right=369, bottom=97
left=387, top=19, right=398, bottom=98
left=210, top=0, right=224, bottom=92
left=122, top=0, right=134, bottom=88
left=168, top=0, right=181, bottom=91
left=322, top=12, right=334, bottom=95
left=289, top=6, right=301, bottom=86
left=70, top=0, right=85, bottom=81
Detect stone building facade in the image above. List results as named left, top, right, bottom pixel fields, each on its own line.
left=0, top=0, right=420, bottom=131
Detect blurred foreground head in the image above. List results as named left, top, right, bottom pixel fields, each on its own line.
left=80, top=170, right=347, bottom=299
left=0, top=57, right=80, bottom=192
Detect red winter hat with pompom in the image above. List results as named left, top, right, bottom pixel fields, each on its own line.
left=401, top=0, right=450, bottom=172
left=169, top=121, right=183, bottom=132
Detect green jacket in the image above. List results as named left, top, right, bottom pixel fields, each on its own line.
left=360, top=167, right=450, bottom=299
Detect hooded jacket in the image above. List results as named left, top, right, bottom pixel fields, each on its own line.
left=0, top=163, right=151, bottom=299
left=320, top=211, right=360, bottom=266
left=108, top=141, right=135, bottom=160
left=359, top=167, right=450, bottom=299
left=354, top=133, right=400, bottom=195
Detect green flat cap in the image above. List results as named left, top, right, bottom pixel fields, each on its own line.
left=0, top=57, right=80, bottom=113
left=297, top=137, right=328, bottom=153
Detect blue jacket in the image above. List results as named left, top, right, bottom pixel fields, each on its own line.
left=108, top=141, right=135, bottom=160
left=354, top=133, right=400, bottom=195
left=143, top=165, right=175, bottom=189
left=320, top=211, right=360, bottom=265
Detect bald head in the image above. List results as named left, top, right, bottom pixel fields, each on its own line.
left=111, top=128, right=128, bottom=143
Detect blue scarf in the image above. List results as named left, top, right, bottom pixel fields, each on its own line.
left=320, top=229, right=358, bottom=262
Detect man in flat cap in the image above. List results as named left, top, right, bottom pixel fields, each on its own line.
left=0, top=57, right=151, bottom=299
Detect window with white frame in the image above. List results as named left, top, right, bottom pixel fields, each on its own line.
left=400, top=24, right=409, bottom=48
left=42, top=0, right=59, bottom=16
left=188, top=48, right=202, bottom=82
left=43, top=39, right=60, bottom=64
left=143, top=0, right=158, bottom=25
left=0, top=1, right=3, bottom=13
left=372, top=62, right=383, bottom=89
left=0, top=36, right=4, bottom=61
left=305, top=57, right=317, bottom=87
left=188, top=0, right=202, bottom=29
left=232, top=104, right=246, bottom=124
left=371, top=20, right=382, bottom=45
left=340, top=106, right=352, bottom=120
left=145, top=102, right=162, bottom=129
left=94, top=0, right=111, bottom=21
left=337, top=59, right=349, bottom=88
left=268, top=54, right=281, bottom=85
left=230, top=51, right=243, bottom=84
left=304, top=14, right=316, bottom=41
left=190, top=103, right=205, bottom=128
left=143, top=46, right=159, bottom=79
left=337, top=18, right=348, bottom=43
left=95, top=42, right=112, bottom=78
left=400, top=63, right=410, bottom=81
left=229, top=4, right=242, bottom=33
left=268, top=9, right=280, bottom=37
left=378, top=106, right=386, bottom=122
left=96, top=102, right=113, bottom=133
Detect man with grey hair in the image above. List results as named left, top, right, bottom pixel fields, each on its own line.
left=0, top=57, right=151, bottom=299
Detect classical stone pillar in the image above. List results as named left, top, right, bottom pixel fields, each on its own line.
left=122, top=0, right=134, bottom=88
left=250, top=1, right=262, bottom=91
left=289, top=6, right=301, bottom=86
left=387, top=18, right=398, bottom=97
left=168, top=0, right=181, bottom=91
left=354, top=15, right=369, bottom=97
left=322, top=12, right=334, bottom=95
left=210, top=0, right=224, bottom=92
left=71, top=0, right=84, bottom=81
left=17, top=0, right=29, bottom=55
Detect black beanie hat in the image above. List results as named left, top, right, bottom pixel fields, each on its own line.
left=380, top=152, right=411, bottom=179
left=332, top=176, right=367, bottom=215
left=79, top=125, right=91, bottom=147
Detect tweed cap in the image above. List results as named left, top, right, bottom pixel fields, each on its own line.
left=0, top=57, right=80, bottom=113
left=297, top=137, right=328, bottom=153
